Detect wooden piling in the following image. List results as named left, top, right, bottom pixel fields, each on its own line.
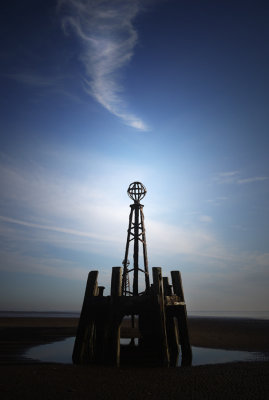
left=98, top=286, right=105, bottom=296
left=171, top=271, right=192, bottom=366
left=72, top=270, right=98, bottom=364
left=171, top=270, right=185, bottom=301
left=152, top=267, right=170, bottom=367
left=163, top=277, right=172, bottom=296
left=105, top=267, right=123, bottom=366
left=163, top=276, right=179, bottom=366
left=94, top=287, right=107, bottom=363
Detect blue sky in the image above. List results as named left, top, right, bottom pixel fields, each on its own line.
left=0, top=0, right=268, bottom=312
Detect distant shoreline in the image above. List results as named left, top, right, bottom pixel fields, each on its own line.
left=1, top=310, right=268, bottom=320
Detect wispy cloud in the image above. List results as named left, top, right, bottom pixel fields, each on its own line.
left=214, top=171, right=268, bottom=185
left=213, top=170, right=240, bottom=184
left=0, top=249, right=87, bottom=281
left=59, top=0, right=148, bottom=131
left=0, top=215, right=121, bottom=244
left=4, top=72, right=60, bottom=88
left=199, top=215, right=213, bottom=223
left=4, top=72, right=85, bottom=104
left=206, top=197, right=228, bottom=205
left=237, top=176, right=268, bottom=184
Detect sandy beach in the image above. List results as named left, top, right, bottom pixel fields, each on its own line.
left=0, top=316, right=268, bottom=399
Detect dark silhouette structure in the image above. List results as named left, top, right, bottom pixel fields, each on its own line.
left=122, top=182, right=149, bottom=296
left=72, top=182, right=192, bottom=367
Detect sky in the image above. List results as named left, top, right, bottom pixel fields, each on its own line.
left=0, top=0, right=268, bottom=312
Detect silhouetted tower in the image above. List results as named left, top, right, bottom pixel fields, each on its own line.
left=122, top=182, right=150, bottom=296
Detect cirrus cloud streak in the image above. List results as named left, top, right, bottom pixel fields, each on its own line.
left=59, top=0, right=148, bottom=131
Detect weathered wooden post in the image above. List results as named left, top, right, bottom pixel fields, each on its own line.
left=94, top=286, right=107, bottom=363
left=105, top=267, right=123, bottom=366
left=171, top=270, right=192, bottom=366
left=163, top=277, right=172, bottom=296
left=163, top=276, right=180, bottom=366
left=72, top=270, right=98, bottom=364
left=152, top=267, right=170, bottom=367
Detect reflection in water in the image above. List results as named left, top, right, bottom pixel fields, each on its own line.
left=26, top=337, right=266, bottom=366
left=120, top=338, right=139, bottom=345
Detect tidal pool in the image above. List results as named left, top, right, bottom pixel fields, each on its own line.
left=25, top=337, right=266, bottom=366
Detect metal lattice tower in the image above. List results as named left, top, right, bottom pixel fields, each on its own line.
left=122, top=182, right=150, bottom=296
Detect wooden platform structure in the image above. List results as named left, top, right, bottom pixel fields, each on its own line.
left=73, top=182, right=192, bottom=367
left=73, top=267, right=192, bottom=367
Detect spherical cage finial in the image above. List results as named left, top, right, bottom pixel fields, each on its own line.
left=127, top=181, right=147, bottom=203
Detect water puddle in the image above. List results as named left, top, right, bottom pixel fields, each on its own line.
left=26, top=337, right=74, bottom=364
left=25, top=336, right=266, bottom=366
left=190, top=346, right=264, bottom=366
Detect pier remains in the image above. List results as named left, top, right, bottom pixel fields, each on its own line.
left=73, top=182, right=192, bottom=367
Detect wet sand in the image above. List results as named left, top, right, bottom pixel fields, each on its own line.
left=188, top=316, right=269, bottom=351
left=0, top=317, right=268, bottom=399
